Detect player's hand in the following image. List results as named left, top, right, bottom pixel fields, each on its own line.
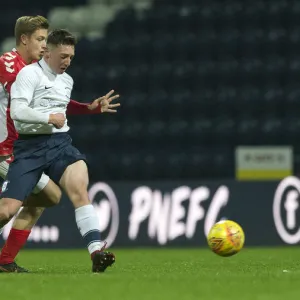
left=87, top=90, right=120, bottom=113
left=48, top=113, right=66, bottom=129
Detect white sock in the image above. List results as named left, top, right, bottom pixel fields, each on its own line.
left=75, top=204, right=104, bottom=254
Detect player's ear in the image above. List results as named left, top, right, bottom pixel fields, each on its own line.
left=20, top=34, right=28, bottom=46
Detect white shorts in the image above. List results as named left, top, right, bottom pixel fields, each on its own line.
left=0, top=158, right=50, bottom=194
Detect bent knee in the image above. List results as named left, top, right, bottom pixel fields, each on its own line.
left=24, top=188, right=62, bottom=208
left=30, top=206, right=45, bottom=216
left=0, top=210, right=11, bottom=222
left=0, top=198, right=21, bottom=220
left=41, top=183, right=62, bottom=206
left=47, top=190, right=62, bottom=205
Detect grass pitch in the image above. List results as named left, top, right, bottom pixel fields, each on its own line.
left=1, top=248, right=300, bottom=300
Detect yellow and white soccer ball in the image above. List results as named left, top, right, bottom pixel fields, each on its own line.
left=207, top=220, right=245, bottom=257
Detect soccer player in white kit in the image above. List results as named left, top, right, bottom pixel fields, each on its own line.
left=0, top=29, right=116, bottom=273
left=0, top=16, right=119, bottom=272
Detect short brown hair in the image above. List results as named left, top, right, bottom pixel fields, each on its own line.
left=47, top=29, right=77, bottom=47
left=15, top=16, right=49, bottom=45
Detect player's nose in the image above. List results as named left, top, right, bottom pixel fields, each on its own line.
left=65, top=57, right=71, bottom=66
left=41, top=41, right=47, bottom=49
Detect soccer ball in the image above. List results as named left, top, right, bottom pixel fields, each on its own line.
left=207, top=220, right=245, bottom=257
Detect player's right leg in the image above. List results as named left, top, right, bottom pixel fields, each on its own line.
left=0, top=198, right=22, bottom=228
left=0, top=157, right=25, bottom=227
left=0, top=165, right=62, bottom=272
left=0, top=156, right=21, bottom=230
left=13, top=177, right=62, bottom=229
left=0, top=157, right=44, bottom=273
left=0, top=160, right=61, bottom=209
left=0, top=161, right=61, bottom=232
left=0, top=158, right=43, bottom=225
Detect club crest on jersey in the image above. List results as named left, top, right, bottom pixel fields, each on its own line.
left=1, top=180, right=9, bottom=192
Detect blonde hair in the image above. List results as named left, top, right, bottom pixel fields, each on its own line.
left=15, top=15, right=49, bottom=45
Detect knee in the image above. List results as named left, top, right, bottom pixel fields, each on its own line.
left=0, top=210, right=10, bottom=223
left=40, top=184, right=62, bottom=207
left=23, top=187, right=62, bottom=208
left=29, top=206, right=45, bottom=217
left=0, top=198, right=21, bottom=222
left=46, top=188, right=62, bottom=206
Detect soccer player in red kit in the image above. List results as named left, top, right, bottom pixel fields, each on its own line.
left=0, top=16, right=120, bottom=272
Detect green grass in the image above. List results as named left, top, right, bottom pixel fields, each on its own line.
left=1, top=248, right=300, bottom=300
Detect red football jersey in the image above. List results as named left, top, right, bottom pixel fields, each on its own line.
left=0, top=49, right=26, bottom=156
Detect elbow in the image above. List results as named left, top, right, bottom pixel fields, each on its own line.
left=10, top=105, right=24, bottom=122
left=10, top=109, right=17, bottom=121
left=10, top=101, right=22, bottom=121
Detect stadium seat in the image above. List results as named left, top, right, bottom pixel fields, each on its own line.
left=1, top=0, right=299, bottom=180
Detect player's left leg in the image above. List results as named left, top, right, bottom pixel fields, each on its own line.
left=57, top=159, right=115, bottom=273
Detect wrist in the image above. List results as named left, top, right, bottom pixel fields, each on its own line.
left=48, top=114, right=53, bottom=124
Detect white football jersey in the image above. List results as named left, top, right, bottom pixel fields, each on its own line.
left=10, top=58, right=73, bottom=134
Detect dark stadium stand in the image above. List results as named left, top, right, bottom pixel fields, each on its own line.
left=1, top=0, right=299, bottom=180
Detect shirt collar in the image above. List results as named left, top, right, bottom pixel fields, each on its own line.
left=38, top=58, right=57, bottom=76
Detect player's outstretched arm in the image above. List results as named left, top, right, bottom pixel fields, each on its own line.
left=67, top=89, right=120, bottom=115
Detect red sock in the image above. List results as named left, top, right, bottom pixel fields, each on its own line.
left=0, top=228, right=31, bottom=264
